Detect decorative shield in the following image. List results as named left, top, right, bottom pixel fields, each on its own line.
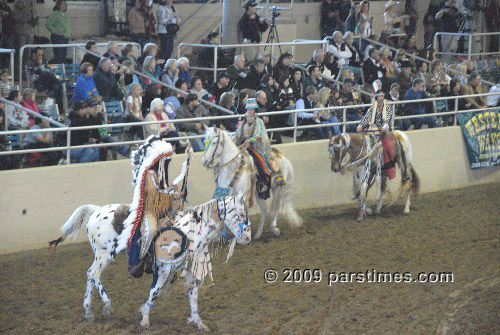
left=154, top=227, right=188, bottom=264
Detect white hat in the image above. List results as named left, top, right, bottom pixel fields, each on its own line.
left=150, top=98, right=164, bottom=113
left=385, top=0, right=399, bottom=10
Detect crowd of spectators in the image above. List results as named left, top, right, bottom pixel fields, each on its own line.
left=0, top=0, right=498, bottom=171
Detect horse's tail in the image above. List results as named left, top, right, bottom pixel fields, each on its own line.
left=389, top=131, right=419, bottom=205
left=409, top=164, right=420, bottom=197
left=270, top=157, right=303, bottom=228
left=49, top=205, right=100, bottom=249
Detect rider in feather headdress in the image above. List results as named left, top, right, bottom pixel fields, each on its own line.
left=127, top=135, right=191, bottom=277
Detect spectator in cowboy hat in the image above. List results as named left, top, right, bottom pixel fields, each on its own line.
left=384, top=0, right=410, bottom=34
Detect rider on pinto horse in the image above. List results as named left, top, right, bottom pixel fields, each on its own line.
left=234, top=98, right=284, bottom=198
left=356, top=91, right=397, bottom=179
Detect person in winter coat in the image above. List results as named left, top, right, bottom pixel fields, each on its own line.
left=157, top=0, right=180, bottom=60
left=46, top=0, right=71, bottom=64
left=73, top=62, right=99, bottom=103
left=93, top=57, right=124, bottom=102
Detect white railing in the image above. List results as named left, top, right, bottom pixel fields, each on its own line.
left=19, top=41, right=141, bottom=91
left=1, top=92, right=498, bottom=165
left=361, top=36, right=496, bottom=87
left=0, top=48, right=15, bottom=83
left=178, top=40, right=330, bottom=82
left=433, top=32, right=500, bottom=60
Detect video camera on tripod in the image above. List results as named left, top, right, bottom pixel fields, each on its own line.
left=271, top=6, right=281, bottom=18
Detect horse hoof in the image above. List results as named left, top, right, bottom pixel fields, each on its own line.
left=271, top=228, right=280, bottom=237
left=375, top=208, right=381, bottom=215
left=102, top=305, right=112, bottom=318
left=140, top=319, right=150, bottom=329
left=254, top=231, right=262, bottom=240
left=404, top=209, right=410, bottom=214
left=365, top=208, right=373, bottom=216
left=84, top=313, right=94, bottom=322
left=356, top=216, right=364, bottom=222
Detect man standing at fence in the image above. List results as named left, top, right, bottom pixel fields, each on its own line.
left=435, top=0, right=460, bottom=64
left=239, top=1, right=268, bottom=64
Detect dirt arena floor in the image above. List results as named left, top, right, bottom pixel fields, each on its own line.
left=0, top=183, right=498, bottom=335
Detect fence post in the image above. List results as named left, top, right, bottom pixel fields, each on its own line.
left=468, top=34, right=472, bottom=60
left=293, top=111, right=298, bottom=142
left=66, top=129, right=71, bottom=165
left=19, top=46, right=24, bottom=92
left=454, top=97, right=458, bottom=126
left=213, top=46, right=218, bottom=84
left=342, top=108, right=347, bottom=133
left=73, top=46, right=76, bottom=64
left=9, top=51, right=14, bottom=82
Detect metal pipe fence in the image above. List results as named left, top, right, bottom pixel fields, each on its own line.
left=1, top=92, right=498, bottom=164
left=19, top=41, right=141, bottom=91
left=433, top=32, right=500, bottom=60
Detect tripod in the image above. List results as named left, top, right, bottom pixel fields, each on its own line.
left=457, top=10, right=481, bottom=57
left=264, top=13, right=282, bottom=54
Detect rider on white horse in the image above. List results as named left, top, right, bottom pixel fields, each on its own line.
left=356, top=91, right=397, bottom=180
left=234, top=98, right=284, bottom=198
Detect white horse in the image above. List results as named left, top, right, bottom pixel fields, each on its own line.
left=49, top=194, right=251, bottom=331
left=329, top=131, right=420, bottom=221
left=201, top=127, right=302, bottom=239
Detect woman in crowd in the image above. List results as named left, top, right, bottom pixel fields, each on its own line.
left=384, top=0, right=409, bottom=34
left=218, top=91, right=238, bottom=131
left=273, top=53, right=293, bottom=88
left=126, top=83, right=144, bottom=139
left=73, top=62, right=99, bottom=104
left=423, top=12, right=436, bottom=49
left=357, top=1, right=372, bottom=41
left=20, top=88, right=41, bottom=127
left=144, top=97, right=178, bottom=141
left=161, top=58, right=179, bottom=87
left=157, top=0, right=180, bottom=60
left=344, top=2, right=361, bottom=34
left=379, top=47, right=395, bottom=90
left=23, top=113, right=61, bottom=166
left=403, top=33, right=419, bottom=57
left=81, top=40, right=100, bottom=69
left=190, top=77, right=209, bottom=101
left=290, top=68, right=305, bottom=102
left=425, top=59, right=450, bottom=96
left=6, top=90, right=29, bottom=131
left=122, top=60, right=141, bottom=91
left=344, top=31, right=362, bottom=84
left=276, top=77, right=295, bottom=111
left=119, top=43, right=137, bottom=65
left=46, top=0, right=70, bottom=64
left=415, top=61, right=428, bottom=81
left=392, top=48, right=409, bottom=74
left=137, top=43, right=163, bottom=72
left=316, top=86, right=341, bottom=137
left=141, top=56, right=159, bottom=87
left=259, top=74, right=279, bottom=112
left=322, top=52, right=338, bottom=81
left=454, top=64, right=468, bottom=86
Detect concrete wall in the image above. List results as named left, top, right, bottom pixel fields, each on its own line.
left=1, top=126, right=498, bottom=254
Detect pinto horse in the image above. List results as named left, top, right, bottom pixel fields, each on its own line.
left=329, top=131, right=420, bottom=221
left=49, top=194, right=251, bottom=331
left=201, top=127, right=302, bottom=239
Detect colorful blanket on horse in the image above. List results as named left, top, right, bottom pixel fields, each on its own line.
left=247, top=146, right=271, bottom=185
left=381, top=134, right=396, bottom=180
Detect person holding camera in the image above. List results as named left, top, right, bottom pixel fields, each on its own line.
left=239, top=1, right=268, bottom=63
left=157, top=0, right=180, bottom=61
left=435, top=0, right=460, bottom=64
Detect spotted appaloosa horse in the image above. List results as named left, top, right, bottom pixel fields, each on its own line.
left=201, top=127, right=302, bottom=239
left=329, top=131, right=420, bottom=221
left=49, top=194, right=251, bottom=331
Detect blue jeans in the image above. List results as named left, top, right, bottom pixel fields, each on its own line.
left=395, top=119, right=412, bottom=131
left=321, top=115, right=341, bottom=136
left=187, top=132, right=205, bottom=152
left=411, top=111, right=436, bottom=129
left=51, top=34, right=69, bottom=64
left=99, top=136, right=130, bottom=160
left=71, top=148, right=99, bottom=163
left=346, top=113, right=362, bottom=133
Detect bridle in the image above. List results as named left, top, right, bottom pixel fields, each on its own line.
left=330, top=133, right=352, bottom=171
left=216, top=196, right=250, bottom=240
left=204, top=129, right=244, bottom=171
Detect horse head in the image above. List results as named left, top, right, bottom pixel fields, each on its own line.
left=219, top=193, right=251, bottom=245
left=201, top=127, right=224, bottom=169
left=329, top=133, right=351, bottom=173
